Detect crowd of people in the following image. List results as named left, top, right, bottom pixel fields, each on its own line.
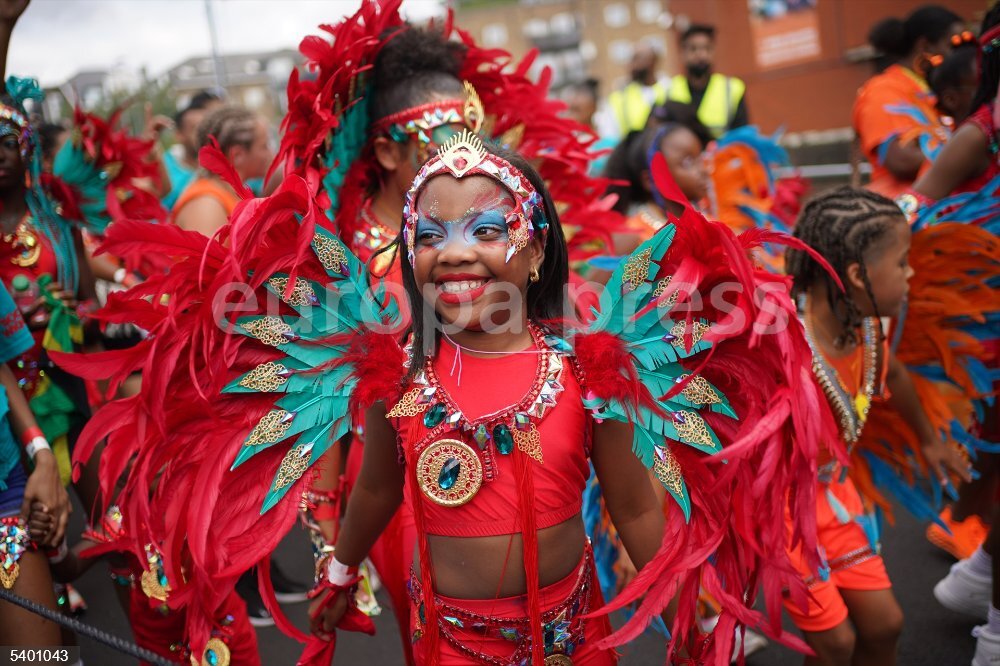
left=0, top=1, right=996, bottom=665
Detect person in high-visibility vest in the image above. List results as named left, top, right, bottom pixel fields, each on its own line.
left=666, top=24, right=748, bottom=139
left=598, top=42, right=669, bottom=141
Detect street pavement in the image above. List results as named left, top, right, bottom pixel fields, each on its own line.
left=62, top=501, right=978, bottom=665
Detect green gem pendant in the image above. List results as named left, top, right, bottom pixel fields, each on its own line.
left=424, top=403, right=447, bottom=428
left=493, top=424, right=514, bottom=455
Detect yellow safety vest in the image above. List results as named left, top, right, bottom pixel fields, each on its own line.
left=608, top=81, right=669, bottom=135
left=668, top=73, right=745, bottom=138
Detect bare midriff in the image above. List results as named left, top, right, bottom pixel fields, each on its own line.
left=418, top=513, right=586, bottom=599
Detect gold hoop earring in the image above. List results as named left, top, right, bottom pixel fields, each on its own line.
left=529, top=266, right=540, bottom=283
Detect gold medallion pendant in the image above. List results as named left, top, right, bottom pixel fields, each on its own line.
left=544, top=655, right=573, bottom=665
left=4, top=219, right=40, bottom=268
left=417, top=438, right=483, bottom=507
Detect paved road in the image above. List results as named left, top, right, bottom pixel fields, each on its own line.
left=64, top=502, right=977, bottom=665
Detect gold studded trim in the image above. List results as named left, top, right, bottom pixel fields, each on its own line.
left=672, top=411, right=715, bottom=450
left=676, top=374, right=721, bottom=406
left=246, top=409, right=292, bottom=447
left=513, top=423, right=543, bottom=464
left=274, top=442, right=312, bottom=490
left=387, top=388, right=430, bottom=418
left=241, top=317, right=291, bottom=347
left=653, top=447, right=685, bottom=500
left=268, top=276, right=317, bottom=307
left=238, top=362, right=289, bottom=393
left=622, top=248, right=652, bottom=291
left=653, top=276, right=678, bottom=309
left=313, top=233, right=348, bottom=274
left=669, top=321, right=710, bottom=348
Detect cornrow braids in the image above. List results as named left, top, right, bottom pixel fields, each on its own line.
left=785, top=186, right=905, bottom=347
left=196, top=105, right=257, bottom=154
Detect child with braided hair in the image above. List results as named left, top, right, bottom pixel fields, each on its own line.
left=171, top=105, right=272, bottom=237
left=784, top=186, right=971, bottom=666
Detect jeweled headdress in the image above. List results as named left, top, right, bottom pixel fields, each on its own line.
left=402, top=129, right=547, bottom=263
left=371, top=80, right=484, bottom=150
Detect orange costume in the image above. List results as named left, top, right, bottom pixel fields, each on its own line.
left=170, top=177, right=240, bottom=224
left=784, top=317, right=893, bottom=632
left=853, top=65, right=949, bottom=198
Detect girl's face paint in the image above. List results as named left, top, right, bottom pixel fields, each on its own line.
left=414, top=182, right=513, bottom=255
left=412, top=174, right=539, bottom=332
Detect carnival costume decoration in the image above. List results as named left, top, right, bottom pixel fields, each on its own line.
left=274, top=0, right=619, bottom=268
left=53, top=106, right=168, bottom=234
left=709, top=126, right=808, bottom=271
left=848, top=179, right=1000, bottom=524
left=54, top=88, right=844, bottom=664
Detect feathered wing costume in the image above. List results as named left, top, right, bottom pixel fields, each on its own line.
left=709, top=126, right=808, bottom=272
left=56, top=124, right=835, bottom=666
left=850, top=180, right=1000, bottom=524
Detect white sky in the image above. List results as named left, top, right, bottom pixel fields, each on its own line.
left=8, top=0, right=446, bottom=86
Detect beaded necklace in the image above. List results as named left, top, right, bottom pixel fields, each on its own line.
left=387, top=322, right=572, bottom=506
left=802, top=313, right=879, bottom=446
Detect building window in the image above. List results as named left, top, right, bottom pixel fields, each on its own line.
left=603, top=3, right=630, bottom=29
left=482, top=23, right=508, bottom=47
left=636, top=0, right=662, bottom=24
left=524, top=18, right=548, bottom=39
left=243, top=86, right=267, bottom=110
left=579, top=40, right=598, bottom=62
left=550, top=12, right=575, bottom=35
left=609, top=39, right=633, bottom=65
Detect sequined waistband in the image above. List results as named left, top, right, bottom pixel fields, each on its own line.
left=408, top=545, right=594, bottom=665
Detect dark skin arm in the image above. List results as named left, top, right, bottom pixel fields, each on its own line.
left=310, top=401, right=404, bottom=637
left=0, top=0, right=28, bottom=82
left=1, top=364, right=70, bottom=546
left=912, top=123, right=990, bottom=200
left=882, top=138, right=927, bottom=182
left=591, top=419, right=675, bottom=626
left=885, top=352, right=972, bottom=486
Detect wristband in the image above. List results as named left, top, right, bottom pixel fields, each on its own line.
left=25, top=436, right=51, bottom=460
left=113, top=267, right=128, bottom=284
left=326, top=556, right=358, bottom=587
left=20, top=426, right=43, bottom=445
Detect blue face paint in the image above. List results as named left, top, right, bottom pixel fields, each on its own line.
left=414, top=208, right=510, bottom=253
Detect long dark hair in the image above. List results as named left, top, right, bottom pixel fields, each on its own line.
left=972, top=2, right=1000, bottom=113
left=379, top=141, right=569, bottom=374
left=785, top=187, right=905, bottom=347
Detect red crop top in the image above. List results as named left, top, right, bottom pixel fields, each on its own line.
left=394, top=338, right=591, bottom=538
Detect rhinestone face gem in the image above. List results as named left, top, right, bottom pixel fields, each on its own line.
left=473, top=424, right=491, bottom=449
left=424, top=403, right=447, bottom=428
left=514, top=412, right=531, bottom=431
left=493, top=424, right=514, bottom=454
left=438, top=458, right=460, bottom=490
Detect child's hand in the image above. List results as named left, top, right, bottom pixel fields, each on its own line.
left=922, top=437, right=973, bottom=487
left=27, top=500, right=54, bottom=543
left=615, top=547, right=638, bottom=594
left=308, top=589, right=349, bottom=641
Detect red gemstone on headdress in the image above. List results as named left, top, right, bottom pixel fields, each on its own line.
left=454, top=157, right=468, bottom=170
left=509, top=219, right=520, bottom=229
